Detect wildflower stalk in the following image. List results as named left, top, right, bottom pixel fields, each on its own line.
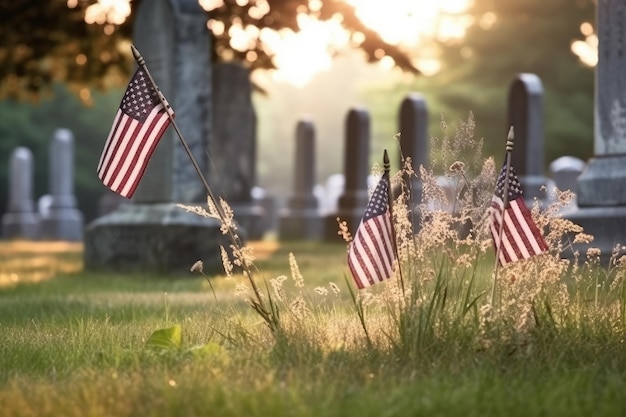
left=132, top=44, right=274, bottom=331
left=491, top=127, right=515, bottom=307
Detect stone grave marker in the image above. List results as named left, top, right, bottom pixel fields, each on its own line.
left=398, top=93, right=429, bottom=230
left=2, top=147, right=39, bottom=239
left=210, top=61, right=266, bottom=239
left=322, top=173, right=345, bottom=216
left=279, top=119, right=323, bottom=240
left=550, top=156, right=586, bottom=195
left=507, top=73, right=550, bottom=203
left=565, top=0, right=626, bottom=261
left=324, top=108, right=371, bottom=241
left=40, top=129, right=84, bottom=241
left=84, top=0, right=233, bottom=274
left=398, top=93, right=428, bottom=200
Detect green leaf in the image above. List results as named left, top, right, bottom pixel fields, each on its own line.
left=145, top=325, right=183, bottom=351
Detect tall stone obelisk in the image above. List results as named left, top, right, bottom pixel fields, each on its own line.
left=84, top=0, right=234, bottom=274
left=566, top=0, right=626, bottom=261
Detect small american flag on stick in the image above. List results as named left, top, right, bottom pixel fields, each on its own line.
left=347, top=168, right=396, bottom=289
left=97, top=67, right=173, bottom=198
left=488, top=163, right=548, bottom=265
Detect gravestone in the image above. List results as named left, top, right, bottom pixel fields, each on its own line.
left=565, top=0, right=626, bottom=262
left=507, top=73, right=550, bottom=203
left=279, top=119, right=323, bottom=240
left=38, top=195, right=53, bottom=219
left=398, top=93, right=428, bottom=201
left=398, top=93, right=429, bottom=230
left=210, top=61, right=266, bottom=239
left=40, top=129, right=84, bottom=241
left=321, top=173, right=345, bottom=215
left=84, top=0, right=234, bottom=274
left=97, top=190, right=126, bottom=217
left=324, top=108, right=371, bottom=241
left=251, top=186, right=278, bottom=234
left=550, top=156, right=585, bottom=195
left=2, top=147, right=39, bottom=239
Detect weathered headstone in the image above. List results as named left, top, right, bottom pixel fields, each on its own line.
left=97, top=190, right=126, bottom=217
left=38, top=195, right=53, bottom=219
left=565, top=0, right=626, bottom=261
left=251, top=186, right=278, bottom=234
left=550, top=156, right=585, bottom=195
left=279, top=119, right=323, bottom=240
left=398, top=93, right=428, bottom=199
left=398, top=93, right=429, bottom=230
left=324, top=108, right=371, bottom=241
left=321, top=173, right=345, bottom=215
left=84, top=0, right=234, bottom=274
left=40, top=129, right=84, bottom=241
left=2, top=147, right=39, bottom=239
left=507, top=73, right=550, bottom=202
left=210, top=61, right=266, bottom=239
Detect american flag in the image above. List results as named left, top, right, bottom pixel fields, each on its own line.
left=97, top=68, right=173, bottom=198
left=347, top=171, right=396, bottom=289
left=489, top=163, right=548, bottom=266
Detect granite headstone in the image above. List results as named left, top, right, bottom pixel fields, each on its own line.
left=84, top=0, right=234, bottom=274
left=324, top=108, right=371, bottom=241
left=2, top=147, right=39, bottom=239
left=279, top=119, right=323, bottom=240
left=40, top=129, right=84, bottom=241
left=565, top=0, right=626, bottom=262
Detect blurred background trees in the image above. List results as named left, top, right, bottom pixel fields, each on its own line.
left=364, top=0, right=595, bottom=168
left=0, top=0, right=596, bottom=221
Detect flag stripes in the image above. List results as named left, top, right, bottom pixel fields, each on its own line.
left=348, top=214, right=395, bottom=288
left=347, top=172, right=396, bottom=289
left=489, top=164, right=548, bottom=266
left=97, top=68, right=173, bottom=198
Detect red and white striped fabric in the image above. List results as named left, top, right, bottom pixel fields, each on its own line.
left=489, top=164, right=548, bottom=266
left=348, top=172, right=396, bottom=289
left=97, top=68, right=173, bottom=198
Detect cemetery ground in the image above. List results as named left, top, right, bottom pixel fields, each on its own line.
left=1, top=238, right=626, bottom=417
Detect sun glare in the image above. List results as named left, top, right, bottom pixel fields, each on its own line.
left=265, top=0, right=473, bottom=86
left=571, top=22, right=598, bottom=67
left=345, top=0, right=472, bottom=45
left=75, top=0, right=473, bottom=87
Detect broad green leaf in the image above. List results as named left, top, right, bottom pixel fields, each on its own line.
left=145, top=325, right=182, bottom=351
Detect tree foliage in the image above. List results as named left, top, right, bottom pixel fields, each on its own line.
left=0, top=0, right=418, bottom=100
left=365, top=0, right=595, bottom=169
left=438, top=0, right=595, bottom=164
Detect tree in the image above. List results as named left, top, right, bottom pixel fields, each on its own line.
left=364, top=0, right=595, bottom=170
left=0, top=0, right=418, bottom=101
left=0, top=0, right=424, bottom=220
left=440, top=0, right=595, bottom=164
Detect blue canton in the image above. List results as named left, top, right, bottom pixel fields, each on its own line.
left=120, top=69, right=160, bottom=123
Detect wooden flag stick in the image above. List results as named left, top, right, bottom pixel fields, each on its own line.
left=130, top=45, right=214, bottom=204
left=384, top=149, right=405, bottom=296
left=131, top=45, right=269, bottom=322
left=490, top=126, right=515, bottom=307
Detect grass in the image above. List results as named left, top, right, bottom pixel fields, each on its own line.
left=2, top=119, right=626, bottom=415
left=1, top=240, right=626, bottom=417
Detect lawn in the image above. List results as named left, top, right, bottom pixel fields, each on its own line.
left=1, top=238, right=626, bottom=417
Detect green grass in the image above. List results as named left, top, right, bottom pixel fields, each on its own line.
left=1, top=240, right=626, bottom=416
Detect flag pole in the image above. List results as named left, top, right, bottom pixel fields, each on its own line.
left=130, top=45, right=270, bottom=324
left=130, top=45, right=214, bottom=204
left=384, top=149, right=405, bottom=296
left=490, top=126, right=515, bottom=307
